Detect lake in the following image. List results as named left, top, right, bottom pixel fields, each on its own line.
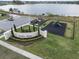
left=0, top=4, right=79, bottom=16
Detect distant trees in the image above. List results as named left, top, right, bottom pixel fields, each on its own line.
left=13, top=0, right=24, bottom=4
left=9, top=8, right=13, bottom=13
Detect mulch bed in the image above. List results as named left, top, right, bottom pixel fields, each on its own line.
left=42, top=22, right=67, bottom=36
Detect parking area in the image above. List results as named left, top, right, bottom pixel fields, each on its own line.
left=0, top=15, right=33, bottom=31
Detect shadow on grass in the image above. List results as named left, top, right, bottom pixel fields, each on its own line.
left=6, top=36, right=45, bottom=46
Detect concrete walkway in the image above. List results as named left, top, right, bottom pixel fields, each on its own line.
left=0, top=35, right=42, bottom=59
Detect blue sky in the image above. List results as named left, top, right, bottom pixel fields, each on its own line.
left=0, top=0, right=79, bottom=1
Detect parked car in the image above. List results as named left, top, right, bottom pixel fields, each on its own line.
left=8, top=16, right=14, bottom=21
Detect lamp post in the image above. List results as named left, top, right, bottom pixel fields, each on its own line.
left=72, top=17, right=76, bottom=40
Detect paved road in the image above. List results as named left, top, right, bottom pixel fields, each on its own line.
left=0, top=14, right=33, bottom=31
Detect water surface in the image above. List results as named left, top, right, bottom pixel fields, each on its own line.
left=0, top=4, right=79, bottom=16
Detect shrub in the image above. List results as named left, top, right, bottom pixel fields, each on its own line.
left=1, top=13, right=6, bottom=16
left=47, top=13, right=59, bottom=16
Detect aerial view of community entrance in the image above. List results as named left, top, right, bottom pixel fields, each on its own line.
left=0, top=0, right=79, bottom=59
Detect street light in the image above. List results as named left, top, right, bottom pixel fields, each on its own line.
left=72, top=16, right=77, bottom=40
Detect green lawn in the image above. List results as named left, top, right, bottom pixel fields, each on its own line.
left=1, top=16, right=79, bottom=59
left=2, top=32, right=79, bottom=59
left=0, top=10, right=10, bottom=20
left=0, top=16, right=9, bottom=20
left=0, top=45, right=29, bottom=59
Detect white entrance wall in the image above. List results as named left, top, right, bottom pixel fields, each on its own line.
left=14, top=31, right=38, bottom=39
left=40, top=30, right=47, bottom=38
left=4, top=30, right=12, bottom=40
left=4, top=30, right=47, bottom=40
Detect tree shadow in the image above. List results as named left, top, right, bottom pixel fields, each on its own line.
left=7, top=36, right=45, bottom=46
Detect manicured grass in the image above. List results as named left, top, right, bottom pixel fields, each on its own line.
left=1, top=16, right=79, bottom=59
left=24, top=33, right=79, bottom=59
left=0, top=10, right=10, bottom=20
left=0, top=16, right=9, bottom=20
left=2, top=32, right=79, bottom=59
left=0, top=45, right=29, bottom=59
left=0, top=10, right=9, bottom=14
left=0, top=29, right=4, bottom=35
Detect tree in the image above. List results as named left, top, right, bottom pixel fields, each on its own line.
left=13, top=0, right=24, bottom=4
left=9, top=8, right=13, bottom=13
